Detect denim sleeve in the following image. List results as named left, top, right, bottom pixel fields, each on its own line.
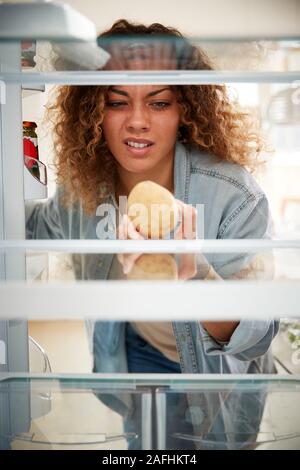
left=25, top=188, right=72, bottom=239
left=212, top=194, right=274, bottom=277
left=198, top=319, right=279, bottom=360
left=201, top=194, right=279, bottom=360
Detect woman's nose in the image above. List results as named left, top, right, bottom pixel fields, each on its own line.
left=125, top=105, right=150, bottom=132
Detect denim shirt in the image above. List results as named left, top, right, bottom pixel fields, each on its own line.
left=26, top=142, right=278, bottom=410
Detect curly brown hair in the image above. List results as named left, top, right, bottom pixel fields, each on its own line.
left=47, top=19, right=267, bottom=215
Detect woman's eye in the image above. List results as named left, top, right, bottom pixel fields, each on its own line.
left=106, top=101, right=128, bottom=108
left=151, top=101, right=171, bottom=109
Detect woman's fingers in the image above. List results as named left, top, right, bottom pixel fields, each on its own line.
left=178, top=253, right=197, bottom=280
left=119, top=214, right=144, bottom=240
left=117, top=251, right=142, bottom=275
left=117, top=202, right=197, bottom=276
left=126, top=215, right=144, bottom=240
left=117, top=214, right=144, bottom=274
left=123, top=253, right=142, bottom=274
left=175, top=202, right=197, bottom=277
left=118, top=215, right=127, bottom=240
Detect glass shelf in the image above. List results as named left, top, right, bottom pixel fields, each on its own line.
left=1, top=38, right=300, bottom=81
left=0, top=374, right=299, bottom=450
left=2, top=70, right=300, bottom=85
left=24, top=158, right=47, bottom=200
left=0, top=373, right=153, bottom=450
left=155, top=376, right=300, bottom=449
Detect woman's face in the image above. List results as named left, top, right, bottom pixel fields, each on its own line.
left=102, top=85, right=181, bottom=175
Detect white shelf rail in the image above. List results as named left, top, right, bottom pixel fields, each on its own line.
left=1, top=239, right=300, bottom=253
left=0, top=279, right=299, bottom=320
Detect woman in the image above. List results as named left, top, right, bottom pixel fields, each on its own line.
left=26, top=19, right=278, bottom=449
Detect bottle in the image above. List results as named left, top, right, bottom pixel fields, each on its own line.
left=23, top=121, right=40, bottom=180
left=21, top=40, right=36, bottom=68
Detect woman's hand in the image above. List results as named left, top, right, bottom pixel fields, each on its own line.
left=117, top=214, right=145, bottom=274
left=117, top=200, right=199, bottom=279
left=173, top=199, right=197, bottom=280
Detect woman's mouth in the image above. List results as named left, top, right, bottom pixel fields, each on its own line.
left=124, top=139, right=154, bottom=156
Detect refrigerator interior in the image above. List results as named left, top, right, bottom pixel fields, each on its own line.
left=0, top=0, right=300, bottom=451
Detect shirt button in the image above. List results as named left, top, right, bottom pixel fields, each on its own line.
left=108, top=224, right=114, bottom=231
left=98, top=260, right=103, bottom=267
left=180, top=334, right=186, bottom=342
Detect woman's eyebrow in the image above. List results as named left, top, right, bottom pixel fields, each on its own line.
left=109, top=88, right=128, bottom=97
left=109, top=87, right=172, bottom=97
left=147, top=87, right=172, bottom=97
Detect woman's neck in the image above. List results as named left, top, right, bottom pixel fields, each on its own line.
left=115, top=156, right=175, bottom=199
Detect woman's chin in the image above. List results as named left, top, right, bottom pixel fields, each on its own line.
left=120, top=161, right=156, bottom=174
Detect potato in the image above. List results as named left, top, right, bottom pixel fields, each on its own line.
left=127, top=254, right=178, bottom=280
left=127, top=181, right=179, bottom=239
